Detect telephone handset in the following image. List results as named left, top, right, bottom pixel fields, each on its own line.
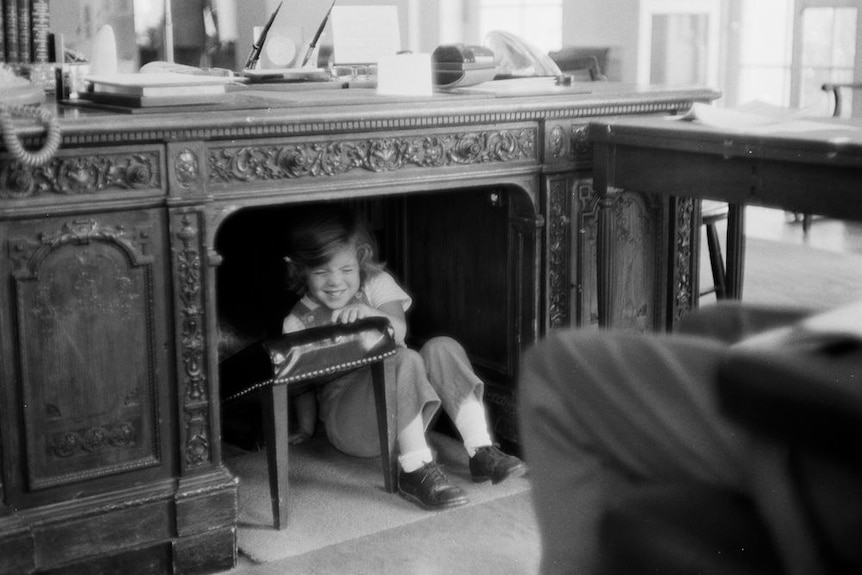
left=0, top=79, right=61, bottom=168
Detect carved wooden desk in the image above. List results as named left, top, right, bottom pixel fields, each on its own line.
left=0, top=83, right=715, bottom=574
left=589, top=115, right=862, bottom=329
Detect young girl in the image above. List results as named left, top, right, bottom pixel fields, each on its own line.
left=281, top=205, right=526, bottom=510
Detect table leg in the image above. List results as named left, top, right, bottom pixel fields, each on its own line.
left=724, top=204, right=746, bottom=299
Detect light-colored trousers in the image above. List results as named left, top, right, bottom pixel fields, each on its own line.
left=319, top=336, right=484, bottom=457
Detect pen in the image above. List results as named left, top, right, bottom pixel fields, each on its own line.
left=244, top=1, right=283, bottom=71
left=300, top=0, right=337, bottom=68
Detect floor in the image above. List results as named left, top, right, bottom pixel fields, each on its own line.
left=744, top=206, right=862, bottom=256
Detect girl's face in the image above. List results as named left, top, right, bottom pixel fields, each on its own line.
left=305, top=243, right=361, bottom=310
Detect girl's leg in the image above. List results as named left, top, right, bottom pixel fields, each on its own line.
left=316, top=348, right=467, bottom=509
left=420, top=337, right=526, bottom=484
left=318, top=348, right=440, bottom=459
left=419, top=336, right=492, bottom=454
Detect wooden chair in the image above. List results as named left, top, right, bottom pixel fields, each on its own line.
left=548, top=47, right=609, bottom=81
left=220, top=317, right=398, bottom=529
left=791, top=82, right=862, bottom=232
left=822, top=81, right=862, bottom=119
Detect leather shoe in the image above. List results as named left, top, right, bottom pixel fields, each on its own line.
left=398, top=462, right=468, bottom=510
left=470, top=445, right=527, bottom=484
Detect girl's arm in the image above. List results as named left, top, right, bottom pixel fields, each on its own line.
left=331, top=300, right=408, bottom=345
left=374, top=300, right=408, bottom=344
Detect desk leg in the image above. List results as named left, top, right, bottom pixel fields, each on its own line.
left=593, top=142, right=615, bottom=329
left=725, top=204, right=746, bottom=299
left=596, top=194, right=616, bottom=328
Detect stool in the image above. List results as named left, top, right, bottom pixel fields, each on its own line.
left=220, top=317, right=398, bottom=529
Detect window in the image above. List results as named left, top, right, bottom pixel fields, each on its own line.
left=733, top=0, right=860, bottom=116
left=793, top=3, right=858, bottom=115
left=478, top=0, right=563, bottom=53
left=637, top=0, right=722, bottom=86
left=736, top=0, right=794, bottom=107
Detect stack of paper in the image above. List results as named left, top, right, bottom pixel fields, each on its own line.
left=81, top=73, right=236, bottom=107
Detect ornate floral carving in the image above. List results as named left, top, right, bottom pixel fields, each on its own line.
left=208, top=129, right=537, bottom=184
left=12, top=219, right=142, bottom=264
left=571, top=124, right=592, bottom=163
left=547, top=179, right=570, bottom=329
left=184, top=407, right=210, bottom=467
left=175, top=217, right=206, bottom=403
left=11, top=220, right=150, bottom=328
left=48, top=421, right=136, bottom=458
left=30, top=265, right=140, bottom=324
left=9, top=217, right=162, bottom=487
left=548, top=125, right=566, bottom=159
left=175, top=148, right=200, bottom=187
left=0, top=151, right=160, bottom=199
left=172, top=212, right=210, bottom=468
left=673, top=198, right=696, bottom=319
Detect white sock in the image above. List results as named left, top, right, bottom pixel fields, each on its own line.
left=398, top=448, right=434, bottom=473
left=397, top=414, right=433, bottom=472
left=454, top=398, right=493, bottom=457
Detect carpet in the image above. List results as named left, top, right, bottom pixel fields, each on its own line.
left=705, top=237, right=862, bottom=309
left=240, top=490, right=541, bottom=575
left=224, top=431, right=533, bottom=565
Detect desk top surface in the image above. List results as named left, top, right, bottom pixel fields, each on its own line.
left=27, top=81, right=717, bottom=140
left=589, top=112, right=862, bottom=165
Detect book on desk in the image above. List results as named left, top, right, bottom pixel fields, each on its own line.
left=80, top=72, right=238, bottom=107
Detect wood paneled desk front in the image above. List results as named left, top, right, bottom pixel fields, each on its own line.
left=589, top=114, right=862, bottom=330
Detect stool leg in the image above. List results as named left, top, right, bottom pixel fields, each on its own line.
left=371, top=361, right=398, bottom=493
left=261, top=384, right=290, bottom=529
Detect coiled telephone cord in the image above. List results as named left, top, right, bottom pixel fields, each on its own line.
left=0, top=103, right=62, bottom=167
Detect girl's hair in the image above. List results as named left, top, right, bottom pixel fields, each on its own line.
left=283, top=206, right=384, bottom=295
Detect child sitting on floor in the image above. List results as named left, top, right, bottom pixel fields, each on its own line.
left=281, top=205, right=526, bottom=510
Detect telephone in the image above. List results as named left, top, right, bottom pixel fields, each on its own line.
left=0, top=72, right=61, bottom=167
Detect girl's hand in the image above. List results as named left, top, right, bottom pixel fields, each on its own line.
left=331, top=303, right=375, bottom=324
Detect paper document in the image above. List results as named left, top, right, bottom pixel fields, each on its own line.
left=677, top=101, right=856, bottom=134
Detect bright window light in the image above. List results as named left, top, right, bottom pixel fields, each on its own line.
left=479, top=1, right=563, bottom=53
